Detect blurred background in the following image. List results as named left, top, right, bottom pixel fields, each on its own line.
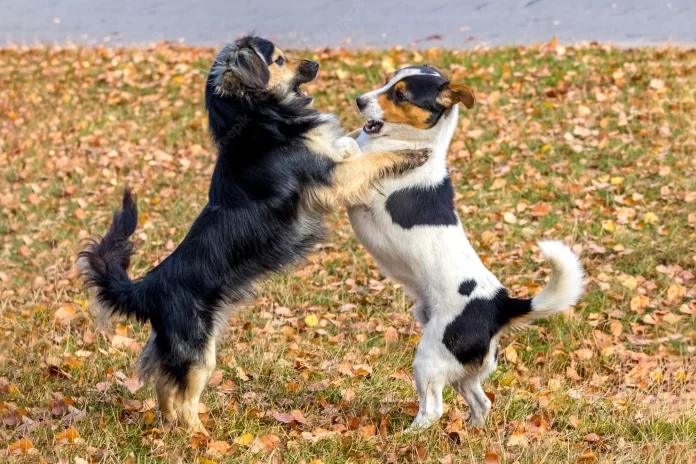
left=1, top=0, right=693, bottom=48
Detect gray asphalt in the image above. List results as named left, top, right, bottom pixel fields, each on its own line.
left=1, top=0, right=693, bottom=48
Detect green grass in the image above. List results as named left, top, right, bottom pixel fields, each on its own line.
left=0, top=42, right=695, bottom=463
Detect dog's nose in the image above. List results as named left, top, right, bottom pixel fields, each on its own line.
left=308, top=60, right=319, bottom=72
left=356, top=96, right=367, bottom=112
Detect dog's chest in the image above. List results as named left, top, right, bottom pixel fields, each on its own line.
left=348, top=134, right=456, bottom=265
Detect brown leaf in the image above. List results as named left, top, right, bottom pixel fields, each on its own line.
left=485, top=450, right=501, bottom=464
left=54, top=304, right=76, bottom=326
left=506, top=431, right=527, bottom=447
left=504, top=345, right=518, bottom=364
left=249, top=434, right=281, bottom=453
left=390, top=370, right=412, bottom=383
left=271, top=410, right=299, bottom=424
left=123, top=377, right=143, bottom=394
left=359, top=424, right=376, bottom=437
left=207, top=440, right=232, bottom=455
left=384, top=326, right=399, bottom=343
left=609, top=320, right=623, bottom=336
left=208, top=370, right=223, bottom=386
left=575, top=348, right=594, bottom=360
left=577, top=449, right=597, bottom=462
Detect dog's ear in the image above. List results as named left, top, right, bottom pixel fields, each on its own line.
left=437, top=82, right=475, bottom=109
left=219, top=43, right=270, bottom=91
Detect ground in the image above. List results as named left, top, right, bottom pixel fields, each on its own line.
left=0, top=42, right=695, bottom=463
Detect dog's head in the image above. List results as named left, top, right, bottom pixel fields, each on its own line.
left=208, top=36, right=319, bottom=105
left=356, top=65, right=475, bottom=136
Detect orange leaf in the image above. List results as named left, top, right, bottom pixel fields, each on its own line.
left=9, top=438, right=34, bottom=455
left=359, top=424, right=376, bottom=437
left=207, top=440, right=232, bottom=455
left=485, top=450, right=501, bottom=464
left=577, top=449, right=597, bottom=462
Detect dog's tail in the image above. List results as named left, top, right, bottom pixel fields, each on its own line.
left=77, top=188, right=149, bottom=324
left=499, top=240, right=584, bottom=330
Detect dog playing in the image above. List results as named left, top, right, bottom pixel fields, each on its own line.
left=346, top=65, right=584, bottom=430
left=77, top=37, right=429, bottom=435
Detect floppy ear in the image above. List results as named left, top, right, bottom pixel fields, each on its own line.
left=437, top=82, right=476, bottom=109
left=220, top=44, right=270, bottom=91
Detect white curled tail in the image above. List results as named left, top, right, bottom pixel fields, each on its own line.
left=506, top=240, right=584, bottom=329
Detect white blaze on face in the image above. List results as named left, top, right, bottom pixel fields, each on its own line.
left=358, top=67, right=442, bottom=121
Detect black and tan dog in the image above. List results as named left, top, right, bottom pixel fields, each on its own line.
left=78, top=36, right=429, bottom=434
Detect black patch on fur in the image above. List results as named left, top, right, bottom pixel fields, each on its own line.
left=79, top=36, right=337, bottom=388
left=442, top=288, right=532, bottom=366
left=386, top=67, right=449, bottom=128
left=385, top=176, right=457, bottom=229
left=458, top=279, right=477, bottom=296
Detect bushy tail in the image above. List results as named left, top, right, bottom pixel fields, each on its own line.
left=77, top=188, right=148, bottom=323
left=499, top=240, right=584, bottom=330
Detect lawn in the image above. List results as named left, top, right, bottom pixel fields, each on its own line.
left=0, top=41, right=695, bottom=463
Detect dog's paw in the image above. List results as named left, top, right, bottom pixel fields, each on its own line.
left=393, top=148, right=431, bottom=174
left=334, top=136, right=362, bottom=159
left=466, top=417, right=487, bottom=429
left=404, top=416, right=436, bottom=433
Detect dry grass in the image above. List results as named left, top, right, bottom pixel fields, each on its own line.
left=1, top=42, right=695, bottom=463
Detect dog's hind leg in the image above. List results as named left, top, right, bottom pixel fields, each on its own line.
left=454, top=377, right=491, bottom=429
left=175, top=339, right=217, bottom=435
left=155, top=376, right=178, bottom=425
left=407, top=347, right=446, bottom=431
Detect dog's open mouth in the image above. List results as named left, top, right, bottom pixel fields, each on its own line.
left=363, top=119, right=384, bottom=135
left=294, top=84, right=309, bottom=97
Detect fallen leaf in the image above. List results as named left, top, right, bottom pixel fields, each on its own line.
left=485, top=450, right=501, bottom=464
left=577, top=449, right=597, bottom=462
left=123, top=377, right=143, bottom=394
left=360, top=424, right=376, bottom=437
left=54, top=304, right=76, bottom=326
left=384, top=326, right=399, bottom=343
left=505, top=345, right=518, bottom=364
left=207, top=440, right=232, bottom=455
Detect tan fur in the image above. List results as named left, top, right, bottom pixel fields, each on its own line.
left=156, top=338, right=216, bottom=435
left=304, top=117, right=350, bottom=162
left=437, top=83, right=476, bottom=109
left=267, top=47, right=301, bottom=92
left=306, top=149, right=429, bottom=210
left=377, top=83, right=432, bottom=129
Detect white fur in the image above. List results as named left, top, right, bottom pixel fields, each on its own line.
left=347, top=90, right=584, bottom=430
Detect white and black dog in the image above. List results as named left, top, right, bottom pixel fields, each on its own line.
left=347, top=65, right=584, bottom=430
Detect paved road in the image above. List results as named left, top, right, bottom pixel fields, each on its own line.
left=1, top=0, right=693, bottom=48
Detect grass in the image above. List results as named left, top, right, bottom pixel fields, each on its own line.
left=0, top=42, right=695, bottom=463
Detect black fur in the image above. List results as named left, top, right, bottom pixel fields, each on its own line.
left=79, top=188, right=146, bottom=322
left=385, top=66, right=449, bottom=128
left=79, top=36, right=338, bottom=387
left=442, top=288, right=532, bottom=366
left=458, top=279, right=477, bottom=296
left=385, top=176, right=458, bottom=229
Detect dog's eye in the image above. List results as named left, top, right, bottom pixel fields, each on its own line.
left=395, top=90, right=406, bottom=102
left=274, top=56, right=285, bottom=66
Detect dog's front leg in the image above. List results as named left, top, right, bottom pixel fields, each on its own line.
left=308, top=148, right=430, bottom=209
left=333, top=136, right=362, bottom=159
